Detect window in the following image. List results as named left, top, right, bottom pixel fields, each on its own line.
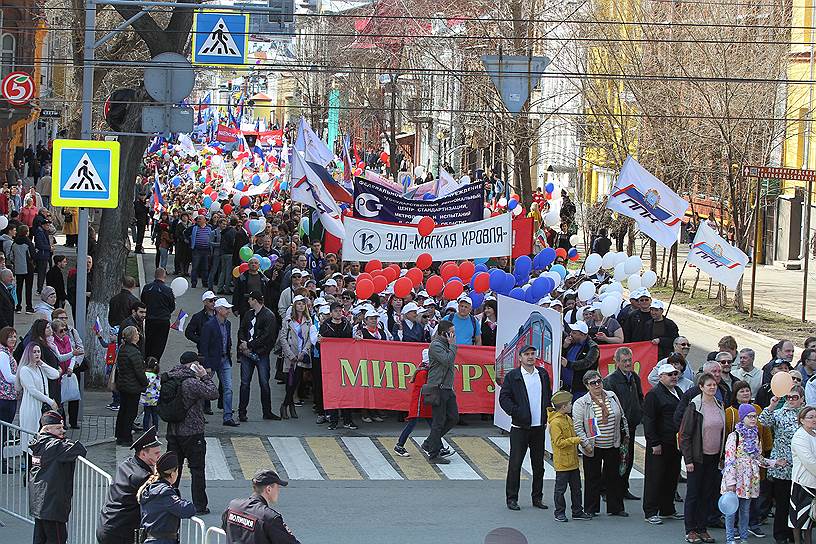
left=0, top=14, right=14, bottom=79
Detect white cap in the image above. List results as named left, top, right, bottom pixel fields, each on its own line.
left=201, top=290, right=216, bottom=301
left=364, top=309, right=379, bottom=319
left=423, top=298, right=437, bottom=307
left=402, top=302, right=420, bottom=315
left=658, top=363, right=677, bottom=375
left=568, top=321, right=589, bottom=334
left=318, top=306, right=330, bottom=315
left=540, top=296, right=552, bottom=305
left=445, top=301, right=457, bottom=311
left=214, top=298, right=233, bottom=309
left=485, top=294, right=497, bottom=302
left=314, top=297, right=327, bottom=306
left=550, top=299, right=564, bottom=308
left=291, top=268, right=304, bottom=277
left=457, top=294, right=472, bottom=305
left=417, top=290, right=429, bottom=298
left=332, top=272, right=343, bottom=279
left=637, top=288, right=652, bottom=299
left=323, top=279, right=337, bottom=287
left=650, top=299, right=665, bottom=310
left=422, top=348, right=429, bottom=363
left=292, top=295, right=306, bottom=304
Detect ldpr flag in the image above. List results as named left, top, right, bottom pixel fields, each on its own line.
left=607, top=156, right=689, bottom=248
left=686, top=220, right=749, bottom=290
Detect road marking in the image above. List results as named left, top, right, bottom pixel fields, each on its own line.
left=232, top=437, right=275, bottom=480
left=376, top=437, right=441, bottom=480
left=449, top=437, right=513, bottom=480
left=204, top=437, right=233, bottom=480
left=341, top=437, right=402, bottom=480
left=305, top=437, right=361, bottom=480
left=488, top=436, right=539, bottom=478
left=411, top=436, right=481, bottom=480
left=268, top=437, right=323, bottom=480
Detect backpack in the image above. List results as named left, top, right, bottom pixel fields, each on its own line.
left=157, top=373, right=194, bottom=423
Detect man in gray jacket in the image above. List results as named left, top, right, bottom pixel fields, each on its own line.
left=422, top=320, right=459, bottom=464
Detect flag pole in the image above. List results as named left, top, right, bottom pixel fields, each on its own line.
left=664, top=260, right=687, bottom=317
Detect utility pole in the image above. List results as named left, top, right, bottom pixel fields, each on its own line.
left=802, top=2, right=816, bottom=322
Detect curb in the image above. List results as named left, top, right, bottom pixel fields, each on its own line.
left=668, top=303, right=780, bottom=350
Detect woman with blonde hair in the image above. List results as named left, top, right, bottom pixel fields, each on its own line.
left=137, top=451, right=196, bottom=543
left=16, top=342, right=59, bottom=451
left=277, top=295, right=312, bottom=419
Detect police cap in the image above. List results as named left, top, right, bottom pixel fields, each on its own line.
left=252, top=469, right=288, bottom=487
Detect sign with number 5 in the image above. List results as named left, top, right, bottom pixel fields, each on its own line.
left=1, top=71, right=35, bottom=106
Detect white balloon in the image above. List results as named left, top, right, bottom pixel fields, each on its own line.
left=601, top=295, right=622, bottom=317
left=232, top=193, right=243, bottom=205
left=624, top=255, right=643, bottom=275
left=641, top=270, right=658, bottom=288
left=546, top=271, right=563, bottom=288
left=569, top=234, right=579, bottom=247
left=170, top=277, right=189, bottom=298
left=498, top=197, right=508, bottom=207
left=484, top=207, right=491, bottom=220
left=459, top=174, right=471, bottom=184
left=414, top=165, right=425, bottom=178
left=584, top=253, right=602, bottom=275
left=543, top=210, right=560, bottom=227
left=577, top=281, right=596, bottom=301
left=627, top=273, right=641, bottom=291
left=209, top=201, right=221, bottom=213
left=601, top=251, right=617, bottom=269
left=607, top=281, right=624, bottom=293
left=512, top=205, right=523, bottom=216
left=614, top=252, right=627, bottom=265
left=613, top=262, right=627, bottom=281
left=0, top=216, right=8, bottom=231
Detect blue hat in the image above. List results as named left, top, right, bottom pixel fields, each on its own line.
left=738, top=404, right=756, bottom=421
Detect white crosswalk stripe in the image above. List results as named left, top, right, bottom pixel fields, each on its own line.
left=341, top=437, right=402, bottom=480
left=411, top=436, right=482, bottom=480
left=268, top=437, right=323, bottom=480
left=205, top=437, right=233, bottom=480
left=488, top=436, right=543, bottom=478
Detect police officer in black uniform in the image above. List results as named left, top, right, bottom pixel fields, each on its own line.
left=222, top=470, right=301, bottom=543
left=29, top=410, right=87, bottom=544
left=97, top=427, right=162, bottom=544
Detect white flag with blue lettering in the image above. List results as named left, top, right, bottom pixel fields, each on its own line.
left=686, top=221, right=749, bottom=289
left=290, top=150, right=345, bottom=239
left=606, top=156, right=690, bottom=248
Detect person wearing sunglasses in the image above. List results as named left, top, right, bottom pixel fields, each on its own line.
left=572, top=369, right=629, bottom=517
left=759, top=385, right=804, bottom=544
left=642, top=363, right=685, bottom=525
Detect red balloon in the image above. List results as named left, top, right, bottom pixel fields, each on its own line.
left=443, top=280, right=464, bottom=300
left=458, top=261, right=475, bottom=282
left=198, top=208, right=207, bottom=217
left=272, top=201, right=282, bottom=213
left=381, top=266, right=398, bottom=283
left=569, top=253, right=580, bottom=261
left=356, top=278, right=374, bottom=300
left=555, top=247, right=567, bottom=259
left=425, top=275, right=444, bottom=296
left=356, top=272, right=373, bottom=284
left=372, top=275, right=388, bottom=293
left=239, top=263, right=249, bottom=273
left=473, top=272, right=490, bottom=293
left=365, top=260, right=383, bottom=274
left=223, top=204, right=233, bottom=214
left=388, top=263, right=401, bottom=277
left=416, top=253, right=433, bottom=270
left=406, top=267, right=423, bottom=287
left=203, top=186, right=213, bottom=195
left=379, top=151, right=389, bottom=163
left=418, top=216, right=435, bottom=237
left=239, top=196, right=251, bottom=208
left=441, top=264, right=460, bottom=282
left=394, top=277, right=413, bottom=298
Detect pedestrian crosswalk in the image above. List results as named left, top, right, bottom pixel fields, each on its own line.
left=115, top=436, right=647, bottom=482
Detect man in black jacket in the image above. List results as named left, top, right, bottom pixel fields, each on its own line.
left=649, top=300, right=680, bottom=360
left=319, top=302, right=358, bottom=430
left=217, top=218, right=237, bottom=295
left=185, top=290, right=217, bottom=351
left=238, top=291, right=279, bottom=422
left=140, top=267, right=175, bottom=363
left=642, top=363, right=683, bottom=524
left=97, top=428, right=161, bottom=544
left=621, top=288, right=654, bottom=342
left=232, top=258, right=268, bottom=318
left=29, top=411, right=87, bottom=544
left=45, top=255, right=67, bottom=308
left=117, top=302, right=146, bottom=356
left=108, top=276, right=138, bottom=328
left=603, top=346, right=644, bottom=500
left=499, top=343, right=553, bottom=511
left=133, top=196, right=149, bottom=253
left=0, top=268, right=14, bottom=329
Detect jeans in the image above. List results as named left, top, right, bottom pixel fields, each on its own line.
left=215, top=363, right=233, bottom=422
left=158, top=248, right=168, bottom=269
left=397, top=418, right=430, bottom=446
left=207, top=251, right=221, bottom=291
left=33, top=518, right=67, bottom=544
left=506, top=425, right=545, bottom=503
left=217, top=254, right=233, bottom=292
left=770, top=478, right=793, bottom=542
left=142, top=406, right=159, bottom=431
left=238, top=353, right=271, bottom=418
left=424, top=389, right=458, bottom=457
left=554, top=468, right=584, bottom=516
left=190, top=248, right=210, bottom=288
left=685, top=454, right=721, bottom=534
left=726, top=497, right=752, bottom=542
left=166, top=433, right=207, bottom=510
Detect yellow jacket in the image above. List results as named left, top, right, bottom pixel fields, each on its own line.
left=548, top=408, right=582, bottom=471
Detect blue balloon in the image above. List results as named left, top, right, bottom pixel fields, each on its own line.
left=199, top=175, right=206, bottom=184
left=262, top=204, right=272, bottom=214
left=542, top=276, right=555, bottom=295
left=489, top=268, right=505, bottom=291
left=449, top=276, right=462, bottom=284
left=531, top=277, right=548, bottom=299
left=280, top=181, right=289, bottom=191
left=718, top=492, right=739, bottom=516
left=508, top=199, right=518, bottom=210
left=539, top=248, right=557, bottom=268
left=524, top=287, right=538, bottom=303
left=171, top=176, right=181, bottom=187
left=259, top=256, right=272, bottom=271
left=551, top=264, right=567, bottom=279
left=509, top=287, right=526, bottom=300
left=474, top=257, right=489, bottom=266
left=252, top=174, right=261, bottom=185
left=469, top=292, right=484, bottom=309
left=474, top=263, right=489, bottom=273
left=515, top=255, right=532, bottom=276
left=545, top=182, right=555, bottom=193
left=203, top=196, right=213, bottom=208
left=236, top=181, right=245, bottom=191
left=503, top=272, right=516, bottom=294
left=515, top=272, right=529, bottom=287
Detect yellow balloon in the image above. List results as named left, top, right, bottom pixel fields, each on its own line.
left=770, top=371, right=794, bottom=398
left=232, top=265, right=241, bottom=279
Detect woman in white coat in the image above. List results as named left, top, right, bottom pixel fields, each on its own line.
left=789, top=405, right=816, bottom=544
left=15, top=342, right=59, bottom=451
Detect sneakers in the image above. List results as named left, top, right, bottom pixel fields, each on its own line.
left=646, top=515, right=664, bottom=525
left=327, top=422, right=337, bottom=430
left=749, top=529, right=767, bottom=538
left=429, top=455, right=450, bottom=465
left=660, top=512, right=685, bottom=520
left=573, top=512, right=593, bottom=520
left=439, top=446, right=454, bottom=457
left=393, top=445, right=410, bottom=457
left=554, top=513, right=569, bottom=522
left=105, top=403, right=120, bottom=411
left=343, top=422, right=359, bottom=430
left=361, top=417, right=373, bottom=423
left=372, top=416, right=385, bottom=422
left=316, top=415, right=327, bottom=424
left=293, top=400, right=304, bottom=407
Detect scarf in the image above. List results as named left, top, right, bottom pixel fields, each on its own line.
left=590, top=392, right=610, bottom=424
left=736, top=422, right=760, bottom=456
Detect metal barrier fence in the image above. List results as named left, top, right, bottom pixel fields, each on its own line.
left=205, top=526, right=227, bottom=544
left=181, top=516, right=207, bottom=544
left=67, top=456, right=112, bottom=543
left=0, top=419, right=34, bottom=524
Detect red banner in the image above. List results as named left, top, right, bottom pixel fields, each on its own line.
left=512, top=217, right=533, bottom=258
left=216, top=124, right=241, bottom=143
left=256, top=129, right=283, bottom=146
left=321, top=338, right=496, bottom=413
left=596, top=341, right=660, bottom=393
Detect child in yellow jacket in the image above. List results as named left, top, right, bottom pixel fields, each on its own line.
left=548, top=390, right=593, bottom=522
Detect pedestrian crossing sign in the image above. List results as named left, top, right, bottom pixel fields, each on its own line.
left=192, top=11, right=249, bottom=67
left=51, top=139, right=120, bottom=208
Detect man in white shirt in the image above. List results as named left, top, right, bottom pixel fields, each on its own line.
left=498, top=344, right=552, bottom=511
left=732, top=347, right=762, bottom=399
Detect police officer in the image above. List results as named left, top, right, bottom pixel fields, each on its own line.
left=137, top=451, right=196, bottom=544
left=29, top=410, right=87, bottom=544
left=222, top=470, right=300, bottom=543
left=97, top=427, right=162, bottom=544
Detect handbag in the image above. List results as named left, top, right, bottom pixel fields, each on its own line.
left=420, top=383, right=441, bottom=406
left=62, top=210, right=73, bottom=222
left=60, top=373, right=81, bottom=403
left=810, top=498, right=816, bottom=521
left=107, top=364, right=118, bottom=393
left=39, top=367, right=51, bottom=414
